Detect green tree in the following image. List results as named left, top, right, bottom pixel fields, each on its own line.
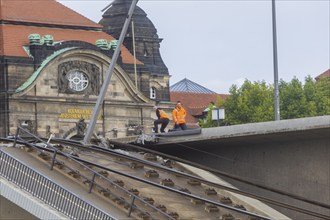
left=279, top=77, right=308, bottom=119
left=280, top=76, right=330, bottom=119
left=304, top=76, right=318, bottom=116
left=223, top=80, right=273, bottom=125
left=201, top=76, right=329, bottom=127
left=316, top=78, right=330, bottom=115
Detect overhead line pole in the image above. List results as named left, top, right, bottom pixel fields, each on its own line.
left=132, top=19, right=138, bottom=89
left=272, top=0, right=280, bottom=120
left=83, top=0, right=139, bottom=144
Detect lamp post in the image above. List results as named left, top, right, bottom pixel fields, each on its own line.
left=212, top=108, right=225, bottom=127
left=272, top=0, right=280, bottom=121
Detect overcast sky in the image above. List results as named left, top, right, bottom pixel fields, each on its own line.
left=59, top=0, right=330, bottom=94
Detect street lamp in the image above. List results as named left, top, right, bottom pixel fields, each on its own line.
left=212, top=108, right=225, bottom=127
left=272, top=0, right=280, bottom=121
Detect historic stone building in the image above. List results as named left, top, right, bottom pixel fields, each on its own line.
left=0, top=0, right=171, bottom=139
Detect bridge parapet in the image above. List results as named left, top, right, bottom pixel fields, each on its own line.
left=155, top=115, right=330, bottom=145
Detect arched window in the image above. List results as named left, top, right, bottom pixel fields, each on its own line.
left=150, top=87, right=156, bottom=99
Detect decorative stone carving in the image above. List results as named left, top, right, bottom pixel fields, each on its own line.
left=96, top=39, right=118, bottom=50
left=28, top=34, right=41, bottom=45
left=58, top=61, right=100, bottom=95
left=28, top=34, right=54, bottom=46
left=45, top=125, right=51, bottom=137
left=42, top=35, right=54, bottom=45
left=76, top=118, right=86, bottom=136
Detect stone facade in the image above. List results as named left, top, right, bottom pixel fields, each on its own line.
left=7, top=45, right=159, bottom=139
left=0, top=0, right=174, bottom=139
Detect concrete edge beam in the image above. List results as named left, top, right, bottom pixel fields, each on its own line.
left=157, top=115, right=330, bottom=144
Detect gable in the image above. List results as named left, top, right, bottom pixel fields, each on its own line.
left=13, top=48, right=149, bottom=103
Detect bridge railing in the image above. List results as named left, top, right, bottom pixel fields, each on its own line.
left=9, top=126, right=175, bottom=220
left=0, top=150, right=115, bottom=220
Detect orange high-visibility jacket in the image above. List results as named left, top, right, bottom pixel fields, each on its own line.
left=158, top=109, right=169, bottom=119
left=172, top=106, right=186, bottom=124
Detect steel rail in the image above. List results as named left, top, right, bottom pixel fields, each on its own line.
left=4, top=136, right=329, bottom=219
left=70, top=153, right=273, bottom=220
left=110, top=139, right=330, bottom=210
left=170, top=141, right=330, bottom=209
left=2, top=137, right=272, bottom=220
left=5, top=129, right=176, bottom=220
left=37, top=137, right=330, bottom=220
left=25, top=140, right=273, bottom=220
left=45, top=143, right=330, bottom=220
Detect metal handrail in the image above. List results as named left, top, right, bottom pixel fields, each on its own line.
left=49, top=137, right=330, bottom=219
left=10, top=129, right=274, bottom=220
left=0, top=150, right=114, bottom=220
left=4, top=128, right=329, bottom=220
left=12, top=126, right=175, bottom=220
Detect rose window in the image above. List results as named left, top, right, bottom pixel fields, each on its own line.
left=66, top=70, right=89, bottom=92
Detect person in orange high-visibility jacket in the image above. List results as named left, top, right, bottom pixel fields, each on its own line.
left=172, top=101, right=187, bottom=130
left=153, top=106, right=170, bottom=133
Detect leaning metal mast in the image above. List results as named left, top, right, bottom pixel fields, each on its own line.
left=83, top=0, right=139, bottom=144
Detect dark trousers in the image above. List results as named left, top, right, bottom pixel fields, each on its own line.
left=174, top=123, right=187, bottom=130
left=154, top=118, right=169, bottom=133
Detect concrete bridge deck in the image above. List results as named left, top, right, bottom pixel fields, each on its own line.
left=146, top=116, right=330, bottom=219
left=154, top=115, right=330, bottom=147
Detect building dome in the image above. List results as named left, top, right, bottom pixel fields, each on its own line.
left=99, top=0, right=168, bottom=75
left=170, top=78, right=217, bottom=94
left=100, top=0, right=157, bottom=39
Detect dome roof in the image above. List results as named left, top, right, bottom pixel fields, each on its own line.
left=170, top=78, right=217, bottom=94
left=99, top=0, right=168, bottom=75
left=100, top=0, right=158, bottom=40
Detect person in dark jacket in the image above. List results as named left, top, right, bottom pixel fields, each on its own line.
left=153, top=106, right=170, bottom=133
